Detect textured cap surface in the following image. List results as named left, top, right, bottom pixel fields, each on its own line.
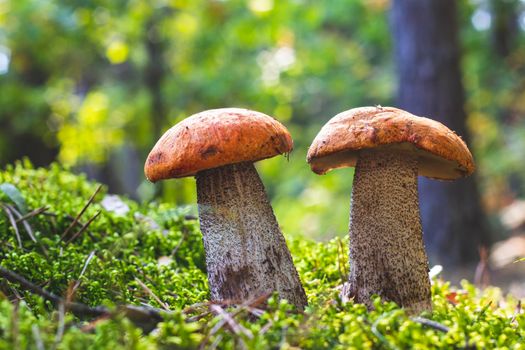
left=307, top=106, right=475, bottom=180
left=145, top=108, right=293, bottom=181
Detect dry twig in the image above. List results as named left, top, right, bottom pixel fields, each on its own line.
left=65, top=211, right=101, bottom=245
left=135, top=277, right=170, bottom=311
left=70, top=250, right=96, bottom=297
left=1, top=203, right=23, bottom=248
left=61, top=185, right=102, bottom=241
left=15, top=206, right=48, bottom=224
left=0, top=266, right=165, bottom=332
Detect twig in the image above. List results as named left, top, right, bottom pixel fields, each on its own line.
left=197, top=294, right=270, bottom=349
left=65, top=211, right=101, bottom=245
left=371, top=310, right=402, bottom=350
left=15, top=206, right=48, bottom=223
left=53, top=303, right=66, bottom=350
left=5, top=281, right=23, bottom=302
left=210, top=304, right=254, bottom=339
left=8, top=204, right=38, bottom=242
left=0, top=266, right=107, bottom=317
left=79, top=314, right=111, bottom=333
left=134, top=277, right=170, bottom=311
left=6, top=204, right=49, bottom=257
left=510, top=300, right=521, bottom=324
left=411, top=317, right=450, bottom=332
left=208, top=334, right=223, bottom=350
left=171, top=227, right=189, bottom=256
left=186, top=311, right=212, bottom=323
left=70, top=250, right=96, bottom=296
left=1, top=203, right=22, bottom=248
left=475, top=301, right=492, bottom=322
left=0, top=266, right=166, bottom=332
left=474, top=245, right=490, bottom=288
left=31, top=325, right=45, bottom=350
left=61, top=185, right=102, bottom=241
left=337, top=238, right=348, bottom=283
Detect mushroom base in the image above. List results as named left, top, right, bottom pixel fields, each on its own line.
left=196, top=162, right=307, bottom=309
left=346, top=148, right=431, bottom=314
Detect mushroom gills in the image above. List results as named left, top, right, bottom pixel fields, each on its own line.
left=196, top=162, right=307, bottom=309
left=347, top=148, right=432, bottom=314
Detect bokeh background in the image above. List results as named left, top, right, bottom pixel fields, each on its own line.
left=1, top=0, right=524, bottom=290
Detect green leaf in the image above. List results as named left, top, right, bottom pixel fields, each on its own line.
left=0, top=183, right=28, bottom=214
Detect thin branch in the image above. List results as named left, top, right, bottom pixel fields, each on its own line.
left=171, top=227, right=188, bottom=256
left=1, top=203, right=22, bottom=248
left=61, top=185, right=102, bottom=241
left=411, top=317, right=450, bottom=333
left=53, top=303, right=66, bottom=350
left=0, top=266, right=166, bottom=332
left=65, top=211, right=101, bottom=245
left=197, top=294, right=270, bottom=349
left=31, top=325, right=45, bottom=350
left=134, top=277, right=170, bottom=311
left=510, top=300, right=521, bottom=324
left=15, top=206, right=48, bottom=223
left=9, top=204, right=38, bottom=242
left=371, top=310, right=402, bottom=350
left=210, top=304, right=253, bottom=339
left=70, top=250, right=96, bottom=295
left=0, top=266, right=106, bottom=317
left=7, top=204, right=49, bottom=257
left=208, top=334, right=223, bottom=350
left=186, top=311, right=212, bottom=323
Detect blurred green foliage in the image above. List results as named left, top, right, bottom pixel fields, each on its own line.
left=0, top=163, right=524, bottom=349
left=1, top=0, right=525, bottom=239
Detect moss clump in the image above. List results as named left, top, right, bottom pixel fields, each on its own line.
left=0, top=161, right=524, bottom=349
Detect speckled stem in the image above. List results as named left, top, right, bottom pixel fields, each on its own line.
left=346, top=148, right=431, bottom=314
left=196, top=162, right=307, bottom=309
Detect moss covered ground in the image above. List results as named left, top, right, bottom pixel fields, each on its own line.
left=0, top=161, right=523, bottom=349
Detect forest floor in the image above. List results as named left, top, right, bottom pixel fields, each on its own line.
left=0, top=162, right=523, bottom=349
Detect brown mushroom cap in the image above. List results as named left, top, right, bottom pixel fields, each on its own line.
left=145, top=108, right=293, bottom=182
left=307, top=106, right=475, bottom=180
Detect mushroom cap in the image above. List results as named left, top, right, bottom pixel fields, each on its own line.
left=145, top=108, right=293, bottom=181
left=307, top=106, right=475, bottom=180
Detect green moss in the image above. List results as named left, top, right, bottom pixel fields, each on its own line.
left=0, top=161, right=523, bottom=349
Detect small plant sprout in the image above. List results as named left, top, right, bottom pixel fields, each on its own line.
left=145, top=108, right=307, bottom=309
left=307, top=106, right=475, bottom=314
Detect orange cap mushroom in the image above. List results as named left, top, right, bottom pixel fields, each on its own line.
left=145, top=108, right=307, bottom=309
left=307, top=106, right=474, bottom=179
left=145, top=108, right=293, bottom=181
left=307, top=106, right=476, bottom=314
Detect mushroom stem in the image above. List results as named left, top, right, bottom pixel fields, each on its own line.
left=196, top=162, right=307, bottom=309
left=347, top=148, right=431, bottom=314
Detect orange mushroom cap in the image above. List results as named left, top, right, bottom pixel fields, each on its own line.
left=145, top=108, right=293, bottom=182
left=307, top=106, right=475, bottom=180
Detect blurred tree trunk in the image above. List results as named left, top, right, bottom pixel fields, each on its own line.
left=490, top=0, right=519, bottom=58
left=145, top=12, right=168, bottom=139
left=391, top=0, right=491, bottom=270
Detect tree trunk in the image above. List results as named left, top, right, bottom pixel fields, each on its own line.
left=390, top=0, right=491, bottom=270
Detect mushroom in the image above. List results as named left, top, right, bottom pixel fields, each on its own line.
left=307, top=106, right=475, bottom=313
left=145, top=108, right=307, bottom=309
